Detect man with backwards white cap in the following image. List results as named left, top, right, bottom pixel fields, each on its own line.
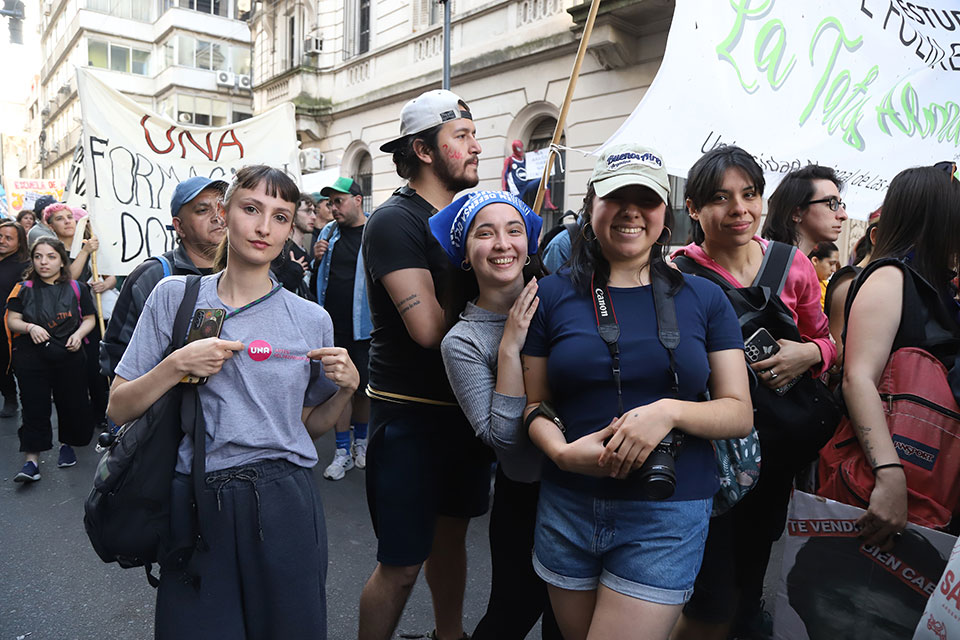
left=358, top=90, right=488, bottom=640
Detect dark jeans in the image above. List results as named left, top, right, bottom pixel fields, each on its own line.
left=0, top=333, right=15, bottom=398
left=156, top=460, right=327, bottom=640
left=473, top=467, right=563, bottom=640
left=13, top=347, right=93, bottom=452
left=84, top=323, right=109, bottom=423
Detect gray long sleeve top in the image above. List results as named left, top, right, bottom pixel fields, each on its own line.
left=440, top=302, right=542, bottom=483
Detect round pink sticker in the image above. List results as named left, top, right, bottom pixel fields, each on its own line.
left=248, top=340, right=272, bottom=362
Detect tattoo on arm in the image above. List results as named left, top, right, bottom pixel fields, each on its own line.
left=398, top=293, right=421, bottom=316
left=855, top=424, right=879, bottom=467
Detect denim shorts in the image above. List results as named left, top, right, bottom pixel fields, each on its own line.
left=533, top=481, right=712, bottom=605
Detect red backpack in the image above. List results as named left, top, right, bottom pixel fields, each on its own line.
left=818, top=347, right=960, bottom=529
left=818, top=259, right=960, bottom=529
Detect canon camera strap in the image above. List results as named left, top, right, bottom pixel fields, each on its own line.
left=591, top=274, right=682, bottom=418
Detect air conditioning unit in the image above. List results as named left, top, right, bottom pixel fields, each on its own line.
left=178, top=112, right=193, bottom=124
left=216, top=70, right=235, bottom=87
left=50, top=143, right=59, bottom=153
left=299, top=148, right=324, bottom=172
left=304, top=36, right=322, bottom=54
left=58, top=82, right=71, bottom=95
left=237, top=74, right=252, bottom=90
left=40, top=105, right=50, bottom=117
left=42, top=1, right=51, bottom=14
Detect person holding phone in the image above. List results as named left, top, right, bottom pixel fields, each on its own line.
left=107, top=165, right=358, bottom=640
left=671, top=146, right=836, bottom=640
left=8, top=237, right=96, bottom=481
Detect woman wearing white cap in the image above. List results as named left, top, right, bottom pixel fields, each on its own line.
left=521, top=143, right=752, bottom=639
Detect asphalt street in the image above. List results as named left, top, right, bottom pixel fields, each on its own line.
left=0, top=410, right=499, bottom=640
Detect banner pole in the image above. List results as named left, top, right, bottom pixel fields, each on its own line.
left=532, top=0, right=603, bottom=217
left=90, top=248, right=106, bottom=336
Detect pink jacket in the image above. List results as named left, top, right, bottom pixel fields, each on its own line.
left=672, top=237, right=836, bottom=376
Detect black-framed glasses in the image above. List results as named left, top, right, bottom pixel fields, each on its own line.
left=804, top=196, right=845, bottom=211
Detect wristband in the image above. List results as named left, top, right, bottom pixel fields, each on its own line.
left=871, top=462, right=904, bottom=475
left=524, top=401, right=565, bottom=433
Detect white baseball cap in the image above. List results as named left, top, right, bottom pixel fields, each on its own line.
left=380, top=89, right=473, bottom=153
left=589, top=143, right=670, bottom=203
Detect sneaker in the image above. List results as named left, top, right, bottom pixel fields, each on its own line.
left=0, top=394, right=17, bottom=418
left=323, top=448, right=354, bottom=480
left=14, top=461, right=40, bottom=483
left=57, top=444, right=77, bottom=468
left=353, top=438, right=367, bottom=469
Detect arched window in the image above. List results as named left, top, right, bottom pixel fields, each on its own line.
left=352, top=150, right=373, bottom=212
left=526, top=117, right=565, bottom=215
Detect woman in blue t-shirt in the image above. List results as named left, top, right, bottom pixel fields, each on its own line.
left=521, top=143, right=752, bottom=639
left=107, top=166, right=358, bottom=640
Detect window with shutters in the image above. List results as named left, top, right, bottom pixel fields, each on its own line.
left=527, top=117, right=565, bottom=214
left=343, top=0, right=371, bottom=59
left=413, top=0, right=454, bottom=32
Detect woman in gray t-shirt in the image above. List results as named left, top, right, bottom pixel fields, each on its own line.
left=108, top=166, right=358, bottom=640
left=429, top=191, right=562, bottom=639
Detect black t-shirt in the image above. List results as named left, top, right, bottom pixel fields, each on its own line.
left=362, top=187, right=455, bottom=401
left=8, top=279, right=96, bottom=350
left=271, top=240, right=308, bottom=296
left=0, top=255, right=29, bottom=313
left=325, top=224, right=364, bottom=338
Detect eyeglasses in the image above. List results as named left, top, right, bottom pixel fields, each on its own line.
left=804, top=196, right=846, bottom=211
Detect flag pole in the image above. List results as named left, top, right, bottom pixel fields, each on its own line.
left=532, top=0, right=603, bottom=216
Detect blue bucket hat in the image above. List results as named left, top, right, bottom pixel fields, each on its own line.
left=429, top=190, right=543, bottom=267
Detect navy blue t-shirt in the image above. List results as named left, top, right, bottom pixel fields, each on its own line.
left=523, top=271, right=743, bottom=501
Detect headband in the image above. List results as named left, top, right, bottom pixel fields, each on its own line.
left=429, top=190, right=543, bottom=266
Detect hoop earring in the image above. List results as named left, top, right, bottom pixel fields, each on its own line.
left=461, top=260, right=472, bottom=272
left=524, top=256, right=531, bottom=266
left=581, top=223, right=596, bottom=242
left=654, top=226, right=672, bottom=246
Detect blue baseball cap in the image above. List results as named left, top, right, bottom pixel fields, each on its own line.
left=429, top=190, right=543, bottom=267
left=170, top=176, right=228, bottom=218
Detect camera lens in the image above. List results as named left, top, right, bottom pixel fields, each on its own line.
left=637, top=449, right=677, bottom=500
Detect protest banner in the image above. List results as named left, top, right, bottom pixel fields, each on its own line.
left=775, top=492, right=956, bottom=640
left=602, top=0, right=960, bottom=219
left=914, top=535, right=960, bottom=639
left=4, top=178, right=65, bottom=216
left=75, top=68, right=301, bottom=276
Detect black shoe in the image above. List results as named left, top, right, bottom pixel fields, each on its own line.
left=0, top=395, right=18, bottom=418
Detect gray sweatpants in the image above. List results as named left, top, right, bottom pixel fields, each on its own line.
left=155, top=459, right=327, bottom=640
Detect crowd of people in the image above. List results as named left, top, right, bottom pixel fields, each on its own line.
left=4, top=86, right=960, bottom=640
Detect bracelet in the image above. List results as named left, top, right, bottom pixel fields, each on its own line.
left=872, top=462, right=905, bottom=475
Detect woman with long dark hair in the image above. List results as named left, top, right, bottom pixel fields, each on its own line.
left=107, top=166, right=358, bottom=639
left=521, top=144, right=752, bottom=639
left=8, top=237, right=96, bottom=481
left=761, top=165, right=848, bottom=255
left=0, top=220, right=30, bottom=417
left=835, top=164, right=960, bottom=547
left=671, top=146, right=837, bottom=640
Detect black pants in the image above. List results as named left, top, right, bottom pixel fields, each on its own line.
left=0, top=334, right=16, bottom=398
left=156, top=460, right=327, bottom=640
left=13, top=347, right=93, bottom=452
left=683, top=435, right=796, bottom=624
left=83, top=323, right=109, bottom=423
left=472, top=467, right=563, bottom=640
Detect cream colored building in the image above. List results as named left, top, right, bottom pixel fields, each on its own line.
left=251, top=0, right=675, bottom=228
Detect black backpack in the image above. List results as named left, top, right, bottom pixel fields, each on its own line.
left=84, top=275, right=206, bottom=586
left=674, top=242, right=841, bottom=467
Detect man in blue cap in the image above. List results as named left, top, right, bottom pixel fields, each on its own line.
left=100, top=175, right=227, bottom=377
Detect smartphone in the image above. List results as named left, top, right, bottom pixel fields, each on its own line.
left=744, top=327, right=780, bottom=364
left=745, top=327, right=800, bottom=396
left=180, top=308, right=226, bottom=385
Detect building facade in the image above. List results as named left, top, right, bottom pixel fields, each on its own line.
left=250, top=0, right=675, bottom=226
left=38, top=0, right=256, bottom=179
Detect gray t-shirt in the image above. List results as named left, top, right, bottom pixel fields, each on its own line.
left=116, top=274, right=338, bottom=473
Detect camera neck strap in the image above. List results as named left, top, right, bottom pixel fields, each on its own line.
left=591, top=273, right=681, bottom=418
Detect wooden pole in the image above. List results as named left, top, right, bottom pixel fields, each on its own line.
left=532, top=0, right=603, bottom=216
left=90, top=247, right=106, bottom=336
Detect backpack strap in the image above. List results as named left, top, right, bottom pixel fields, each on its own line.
left=754, top=241, right=796, bottom=297
left=564, top=222, right=579, bottom=244
left=4, top=282, right=24, bottom=373
left=672, top=254, right=733, bottom=291
left=153, top=255, right=172, bottom=279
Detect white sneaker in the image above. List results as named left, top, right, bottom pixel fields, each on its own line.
left=353, top=438, right=367, bottom=469
left=323, top=448, right=354, bottom=480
